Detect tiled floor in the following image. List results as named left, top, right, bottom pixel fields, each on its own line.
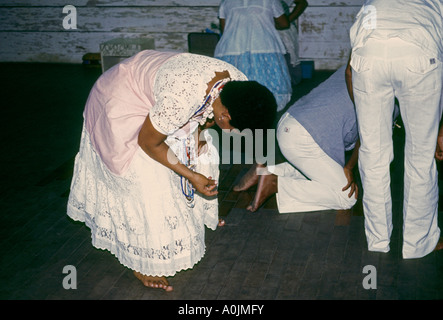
left=0, top=62, right=442, bottom=302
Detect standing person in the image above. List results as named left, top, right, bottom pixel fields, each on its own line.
left=349, top=0, right=443, bottom=259
left=235, top=66, right=360, bottom=213
left=278, top=0, right=308, bottom=86
left=67, top=50, right=277, bottom=291
left=214, top=0, right=302, bottom=112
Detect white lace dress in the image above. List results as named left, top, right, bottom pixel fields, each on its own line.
left=67, top=51, right=247, bottom=277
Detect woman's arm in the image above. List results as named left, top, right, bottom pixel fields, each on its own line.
left=342, top=139, right=360, bottom=199
left=138, top=115, right=218, bottom=196
left=288, top=0, right=308, bottom=23
left=274, top=14, right=290, bottom=30
left=219, top=18, right=225, bottom=34
left=274, top=0, right=308, bottom=30
left=345, top=52, right=355, bottom=104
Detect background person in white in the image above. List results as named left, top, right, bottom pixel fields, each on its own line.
left=349, top=0, right=443, bottom=259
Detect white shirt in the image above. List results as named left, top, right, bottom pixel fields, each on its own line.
left=215, top=0, right=287, bottom=56
left=350, top=0, right=443, bottom=61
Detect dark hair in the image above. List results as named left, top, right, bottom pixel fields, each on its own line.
left=220, top=81, right=277, bottom=132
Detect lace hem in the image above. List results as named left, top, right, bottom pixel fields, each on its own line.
left=67, top=126, right=220, bottom=276
left=67, top=202, right=207, bottom=277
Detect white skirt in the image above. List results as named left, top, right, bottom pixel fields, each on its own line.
left=67, top=125, right=220, bottom=277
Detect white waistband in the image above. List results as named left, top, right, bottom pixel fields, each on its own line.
left=354, top=37, right=425, bottom=59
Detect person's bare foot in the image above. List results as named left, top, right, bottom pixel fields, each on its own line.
left=246, top=173, right=278, bottom=212
left=433, top=237, right=443, bottom=252
left=218, top=219, right=225, bottom=227
left=133, top=271, right=173, bottom=292
left=233, top=163, right=265, bottom=192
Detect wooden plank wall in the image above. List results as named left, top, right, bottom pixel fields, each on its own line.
left=298, top=0, right=362, bottom=69
left=0, top=0, right=363, bottom=69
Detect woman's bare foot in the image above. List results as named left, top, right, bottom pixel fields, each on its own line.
left=233, top=163, right=265, bottom=192
left=218, top=219, right=225, bottom=227
left=133, top=271, right=173, bottom=292
left=246, top=173, right=278, bottom=212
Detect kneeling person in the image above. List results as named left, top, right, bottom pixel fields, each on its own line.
left=241, top=65, right=360, bottom=213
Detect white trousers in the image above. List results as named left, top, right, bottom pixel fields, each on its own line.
left=272, top=113, right=357, bottom=213
left=351, top=38, right=442, bottom=259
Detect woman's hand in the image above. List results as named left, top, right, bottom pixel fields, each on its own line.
left=190, top=173, right=218, bottom=197
left=436, top=134, right=443, bottom=161
left=342, top=139, right=360, bottom=199
left=342, top=167, right=358, bottom=199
